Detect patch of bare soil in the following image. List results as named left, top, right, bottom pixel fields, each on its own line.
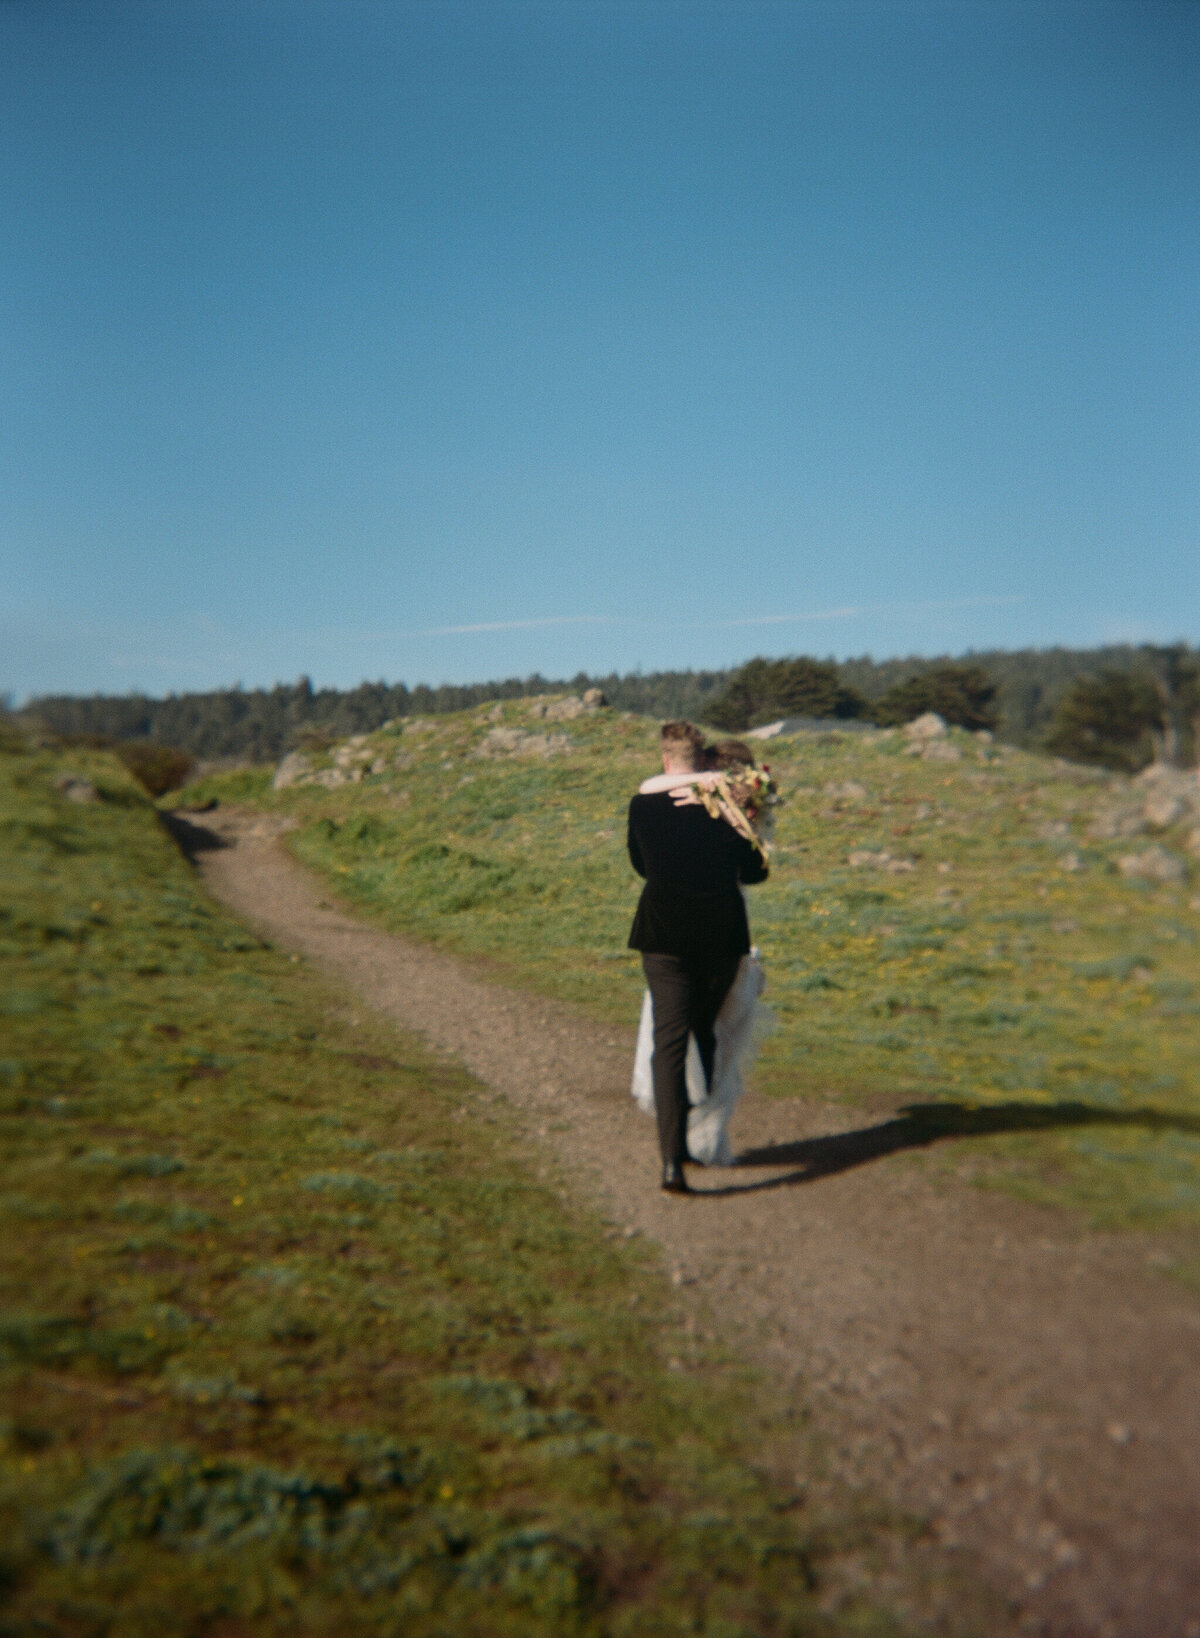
left=189, top=809, right=1200, bottom=1638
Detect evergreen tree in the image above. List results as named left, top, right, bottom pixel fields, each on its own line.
left=1044, top=671, right=1163, bottom=772
left=706, top=657, right=865, bottom=731
left=1138, top=645, right=1200, bottom=767
left=870, top=664, right=998, bottom=730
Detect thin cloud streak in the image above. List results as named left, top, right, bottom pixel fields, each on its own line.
left=417, top=615, right=614, bottom=637
left=400, top=595, right=1026, bottom=641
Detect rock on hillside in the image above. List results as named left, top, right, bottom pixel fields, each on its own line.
left=473, top=727, right=572, bottom=759
left=274, top=731, right=397, bottom=791
left=1116, top=845, right=1187, bottom=885
left=271, top=695, right=600, bottom=788
left=1087, top=764, right=1200, bottom=852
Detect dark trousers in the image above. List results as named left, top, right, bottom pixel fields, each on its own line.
left=641, top=951, right=742, bottom=1166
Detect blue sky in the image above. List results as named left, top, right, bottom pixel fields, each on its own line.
left=3, top=0, right=1197, bottom=701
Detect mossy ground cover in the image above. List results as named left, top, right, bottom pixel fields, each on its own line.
left=2, top=738, right=920, bottom=1636
left=178, top=702, right=1200, bottom=1238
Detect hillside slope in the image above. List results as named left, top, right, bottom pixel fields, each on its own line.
left=179, top=697, right=1200, bottom=1236
left=178, top=709, right=1200, bottom=1635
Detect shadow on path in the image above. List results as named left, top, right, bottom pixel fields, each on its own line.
left=696, top=1099, right=1200, bottom=1196
left=159, top=810, right=227, bottom=860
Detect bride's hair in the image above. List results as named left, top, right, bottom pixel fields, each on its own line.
left=659, top=720, right=705, bottom=770
left=705, top=738, right=755, bottom=772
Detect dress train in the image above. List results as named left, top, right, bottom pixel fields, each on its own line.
left=630, top=951, right=767, bottom=1165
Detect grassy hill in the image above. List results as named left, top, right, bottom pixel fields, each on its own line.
left=1, top=731, right=929, bottom=1635
left=177, top=699, right=1200, bottom=1243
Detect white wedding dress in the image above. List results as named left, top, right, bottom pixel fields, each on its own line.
left=630, top=950, right=767, bottom=1165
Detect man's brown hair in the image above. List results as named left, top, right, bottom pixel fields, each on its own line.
left=660, top=720, right=705, bottom=771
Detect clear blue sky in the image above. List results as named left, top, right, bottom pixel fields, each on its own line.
left=3, top=0, right=1197, bottom=701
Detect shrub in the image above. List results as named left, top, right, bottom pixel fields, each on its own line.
left=871, top=664, right=998, bottom=730
left=113, top=742, right=196, bottom=796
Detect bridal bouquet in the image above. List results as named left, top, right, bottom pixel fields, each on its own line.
left=689, top=766, right=781, bottom=859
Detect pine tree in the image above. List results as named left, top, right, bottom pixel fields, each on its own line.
left=706, top=657, right=865, bottom=731
left=871, top=664, right=998, bottom=730
left=1044, top=671, right=1163, bottom=772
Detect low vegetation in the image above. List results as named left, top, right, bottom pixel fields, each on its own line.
left=178, top=701, right=1200, bottom=1245
left=110, top=741, right=196, bottom=797
left=2, top=735, right=926, bottom=1634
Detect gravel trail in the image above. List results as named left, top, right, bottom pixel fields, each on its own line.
left=190, top=808, right=1200, bottom=1638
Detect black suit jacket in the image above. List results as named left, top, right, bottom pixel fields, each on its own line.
left=627, top=791, right=768, bottom=958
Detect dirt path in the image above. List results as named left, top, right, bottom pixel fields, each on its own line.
left=190, top=809, right=1199, bottom=1638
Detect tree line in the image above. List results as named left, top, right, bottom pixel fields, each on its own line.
left=702, top=647, right=1199, bottom=772
left=15, top=642, right=1199, bottom=774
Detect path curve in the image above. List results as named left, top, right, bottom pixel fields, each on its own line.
left=191, top=809, right=1200, bottom=1638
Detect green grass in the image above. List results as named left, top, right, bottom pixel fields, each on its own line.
left=1, top=736, right=930, bottom=1635
left=180, top=700, right=1200, bottom=1237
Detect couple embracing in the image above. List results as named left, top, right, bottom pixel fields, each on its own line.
left=626, top=720, right=774, bottom=1194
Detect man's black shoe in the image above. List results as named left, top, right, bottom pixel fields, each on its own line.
left=661, top=1160, right=690, bottom=1194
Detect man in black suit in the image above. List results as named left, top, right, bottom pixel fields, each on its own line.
left=627, top=721, right=769, bottom=1193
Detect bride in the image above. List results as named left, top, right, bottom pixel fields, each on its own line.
left=630, top=740, right=770, bottom=1165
